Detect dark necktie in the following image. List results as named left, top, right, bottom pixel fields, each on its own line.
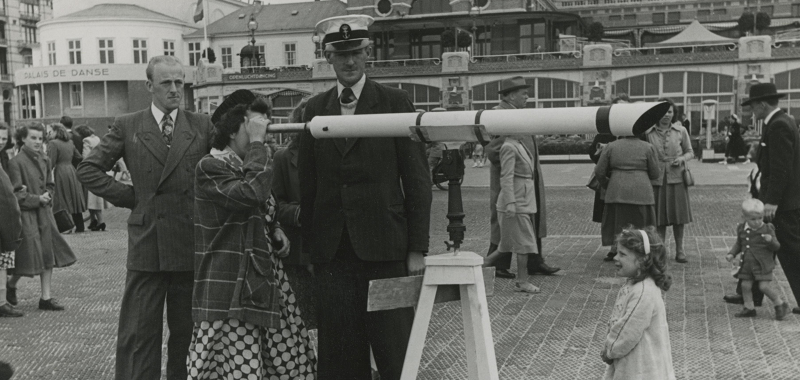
left=161, top=114, right=174, bottom=147
left=340, top=87, right=356, bottom=105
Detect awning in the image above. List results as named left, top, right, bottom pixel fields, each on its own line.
left=643, top=25, right=685, bottom=35
left=605, top=29, right=634, bottom=36
left=649, top=20, right=736, bottom=46
left=19, top=0, right=38, bottom=5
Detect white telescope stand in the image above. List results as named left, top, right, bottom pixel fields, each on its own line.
left=400, top=251, right=498, bottom=380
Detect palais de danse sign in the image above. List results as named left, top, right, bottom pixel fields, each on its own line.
left=15, top=64, right=150, bottom=86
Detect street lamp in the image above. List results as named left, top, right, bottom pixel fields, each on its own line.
left=311, top=34, right=321, bottom=59
left=248, top=14, right=259, bottom=69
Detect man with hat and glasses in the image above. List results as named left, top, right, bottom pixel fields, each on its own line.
left=484, top=76, right=560, bottom=279
left=298, top=15, right=432, bottom=380
left=724, top=83, right=800, bottom=314
left=78, top=56, right=214, bottom=380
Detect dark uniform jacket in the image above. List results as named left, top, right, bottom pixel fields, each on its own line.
left=757, top=110, right=800, bottom=211
left=298, top=78, right=432, bottom=262
left=78, top=108, right=213, bottom=271
left=272, top=138, right=307, bottom=265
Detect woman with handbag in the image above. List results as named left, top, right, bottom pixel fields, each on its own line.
left=644, top=98, right=695, bottom=263
left=594, top=135, right=661, bottom=261
left=45, top=123, right=86, bottom=233
left=7, top=125, right=76, bottom=311
left=188, top=90, right=315, bottom=379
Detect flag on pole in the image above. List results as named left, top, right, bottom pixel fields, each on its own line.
left=193, top=0, right=204, bottom=23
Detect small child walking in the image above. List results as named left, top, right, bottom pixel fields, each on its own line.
left=725, top=198, right=789, bottom=319
left=603, top=227, right=675, bottom=380
left=472, top=143, right=485, bottom=167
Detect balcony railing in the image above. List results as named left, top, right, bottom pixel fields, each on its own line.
left=19, top=12, right=39, bottom=21
left=612, top=42, right=737, bottom=56
left=471, top=50, right=581, bottom=63
left=366, top=57, right=441, bottom=68
left=773, top=37, right=800, bottom=48
left=238, top=65, right=311, bottom=74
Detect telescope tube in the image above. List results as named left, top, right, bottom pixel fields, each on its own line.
left=266, top=102, right=670, bottom=139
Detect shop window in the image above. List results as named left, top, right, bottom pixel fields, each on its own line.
left=70, top=83, right=82, bottom=108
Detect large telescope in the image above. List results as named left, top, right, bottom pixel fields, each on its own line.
left=267, top=102, right=670, bottom=141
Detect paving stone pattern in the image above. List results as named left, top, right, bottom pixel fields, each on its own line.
left=4, top=186, right=800, bottom=379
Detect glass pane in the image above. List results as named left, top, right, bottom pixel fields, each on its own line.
left=776, top=72, right=790, bottom=90
left=662, top=72, right=683, bottom=93
left=645, top=73, right=659, bottom=96
left=629, top=75, right=644, bottom=96
left=133, top=40, right=139, bottom=48
left=616, top=79, right=629, bottom=96
left=415, top=85, right=426, bottom=103
left=702, top=73, right=718, bottom=93
left=486, top=81, right=498, bottom=98
left=520, top=24, right=531, bottom=37
left=567, top=82, right=574, bottom=98
left=473, top=85, right=485, bottom=101
left=534, top=23, right=545, bottom=35
left=687, top=72, right=702, bottom=94
left=538, top=78, right=552, bottom=99
left=719, top=75, right=733, bottom=92
left=429, top=87, right=440, bottom=102
left=718, top=96, right=732, bottom=103
left=552, top=79, right=566, bottom=99
left=791, top=69, right=800, bottom=89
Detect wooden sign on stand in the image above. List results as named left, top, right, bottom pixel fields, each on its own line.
left=368, top=252, right=499, bottom=380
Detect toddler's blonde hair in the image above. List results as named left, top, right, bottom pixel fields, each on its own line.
left=742, top=198, right=764, bottom=214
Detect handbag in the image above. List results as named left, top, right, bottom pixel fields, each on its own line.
left=682, top=162, right=695, bottom=187
left=53, top=209, right=75, bottom=233
left=586, top=172, right=601, bottom=191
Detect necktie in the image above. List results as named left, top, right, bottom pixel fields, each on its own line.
left=161, top=114, right=174, bottom=146
left=340, top=87, right=356, bottom=106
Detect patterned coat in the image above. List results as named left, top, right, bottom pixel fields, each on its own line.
left=604, top=278, right=675, bottom=380
left=193, top=143, right=282, bottom=328
left=8, top=146, right=77, bottom=276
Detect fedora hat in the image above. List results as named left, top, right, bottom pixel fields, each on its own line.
left=316, top=15, right=373, bottom=53
left=498, top=76, right=529, bottom=95
left=741, top=83, right=786, bottom=106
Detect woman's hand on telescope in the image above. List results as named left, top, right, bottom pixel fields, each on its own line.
left=245, top=115, right=271, bottom=143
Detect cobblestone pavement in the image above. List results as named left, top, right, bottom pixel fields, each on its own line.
left=4, top=185, right=800, bottom=380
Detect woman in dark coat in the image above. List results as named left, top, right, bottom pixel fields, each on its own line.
left=0, top=125, right=23, bottom=317
left=188, top=90, right=315, bottom=379
left=46, top=123, right=86, bottom=232
left=594, top=136, right=661, bottom=255
left=722, top=114, right=750, bottom=164
left=7, top=125, right=76, bottom=311
left=644, top=98, right=694, bottom=263
left=0, top=122, right=12, bottom=172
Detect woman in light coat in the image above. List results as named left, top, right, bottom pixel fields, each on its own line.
left=486, top=135, right=541, bottom=293
left=644, top=98, right=694, bottom=263
left=7, top=125, right=76, bottom=311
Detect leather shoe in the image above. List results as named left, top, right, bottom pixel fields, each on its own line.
left=735, top=308, right=757, bottom=318
left=675, top=252, right=688, bottom=263
left=775, top=302, right=790, bottom=320
left=530, top=262, right=561, bottom=275
left=38, top=298, right=65, bottom=311
left=6, top=288, right=16, bottom=306
left=0, top=304, right=22, bottom=318
left=723, top=294, right=762, bottom=307
left=495, top=269, right=516, bottom=279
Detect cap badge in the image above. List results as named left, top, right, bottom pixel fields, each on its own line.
left=340, top=24, right=351, bottom=40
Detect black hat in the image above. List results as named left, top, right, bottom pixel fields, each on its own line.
left=741, top=83, right=786, bottom=106
left=212, top=89, right=257, bottom=124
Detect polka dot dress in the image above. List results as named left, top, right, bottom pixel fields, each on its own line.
left=187, top=255, right=316, bottom=380
left=0, top=251, right=13, bottom=270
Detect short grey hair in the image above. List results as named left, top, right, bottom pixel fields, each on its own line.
left=146, top=56, right=184, bottom=81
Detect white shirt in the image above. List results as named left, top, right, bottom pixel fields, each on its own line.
left=151, top=103, right=178, bottom=132
left=764, top=107, right=781, bottom=125
left=336, top=74, right=366, bottom=116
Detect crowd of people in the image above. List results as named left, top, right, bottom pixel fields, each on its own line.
left=2, top=14, right=800, bottom=380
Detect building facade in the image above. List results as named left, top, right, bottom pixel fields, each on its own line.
left=14, top=0, right=245, bottom=130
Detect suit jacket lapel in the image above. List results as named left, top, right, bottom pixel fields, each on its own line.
left=323, top=89, right=346, bottom=155
left=513, top=139, right=534, bottom=172
left=343, top=79, right=379, bottom=157
left=137, top=110, right=169, bottom=166
left=159, top=110, right=196, bottom=187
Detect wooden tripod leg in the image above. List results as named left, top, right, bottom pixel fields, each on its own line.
left=400, top=283, right=438, bottom=380
left=461, top=267, right=499, bottom=380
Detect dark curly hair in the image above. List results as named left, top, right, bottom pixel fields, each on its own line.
left=211, top=97, right=272, bottom=150
left=616, top=226, right=672, bottom=291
